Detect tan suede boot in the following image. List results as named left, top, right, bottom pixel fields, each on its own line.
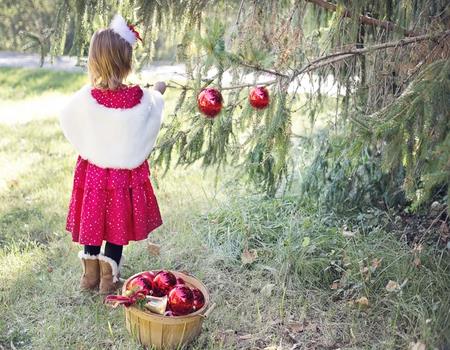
left=98, top=254, right=124, bottom=295
left=78, top=251, right=100, bottom=291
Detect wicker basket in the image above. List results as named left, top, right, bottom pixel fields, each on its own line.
left=122, top=271, right=215, bottom=350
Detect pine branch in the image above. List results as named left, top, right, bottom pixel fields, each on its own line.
left=221, top=79, right=277, bottom=90
left=305, top=0, right=419, bottom=37
left=292, top=30, right=450, bottom=78
left=144, top=81, right=194, bottom=90
left=240, top=30, right=449, bottom=83
left=238, top=61, right=289, bottom=78
left=147, top=31, right=449, bottom=92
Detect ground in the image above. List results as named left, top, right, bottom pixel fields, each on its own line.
left=0, top=67, right=449, bottom=350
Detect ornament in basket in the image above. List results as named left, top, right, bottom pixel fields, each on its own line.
left=106, top=270, right=215, bottom=350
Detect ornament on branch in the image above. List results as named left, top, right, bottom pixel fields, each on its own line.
left=249, top=86, right=270, bottom=109
left=197, top=88, right=223, bottom=118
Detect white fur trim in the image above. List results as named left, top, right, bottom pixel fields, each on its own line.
left=78, top=251, right=99, bottom=260
left=59, top=85, right=164, bottom=169
left=110, top=14, right=137, bottom=45
left=98, top=254, right=124, bottom=283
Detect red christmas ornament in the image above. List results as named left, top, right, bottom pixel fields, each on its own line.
left=197, top=88, right=223, bottom=118
left=141, top=271, right=156, bottom=285
left=126, top=275, right=152, bottom=295
left=191, top=288, right=205, bottom=311
left=168, top=285, right=194, bottom=315
left=249, top=86, right=270, bottom=109
left=153, top=271, right=177, bottom=297
left=176, top=277, right=185, bottom=286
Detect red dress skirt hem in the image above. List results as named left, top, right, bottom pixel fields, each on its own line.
left=66, top=156, right=162, bottom=246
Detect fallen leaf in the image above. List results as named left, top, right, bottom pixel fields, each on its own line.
left=237, top=334, right=253, bottom=340
left=385, top=280, right=401, bottom=292
left=429, top=201, right=444, bottom=217
left=214, top=329, right=235, bottom=345
left=409, top=341, right=426, bottom=350
left=360, top=266, right=369, bottom=274
left=260, top=283, right=275, bottom=297
left=342, top=229, right=356, bottom=238
left=241, top=248, right=257, bottom=265
left=440, top=222, right=449, bottom=241
left=371, top=258, right=383, bottom=269
left=47, top=266, right=53, bottom=273
left=302, top=236, right=311, bottom=247
left=147, top=242, right=161, bottom=256
left=287, top=321, right=304, bottom=333
left=413, top=244, right=423, bottom=253
left=413, top=256, right=421, bottom=268
left=355, top=296, right=369, bottom=308
left=330, top=281, right=340, bottom=290
left=9, top=178, right=19, bottom=187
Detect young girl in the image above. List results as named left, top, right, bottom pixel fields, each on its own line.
left=60, top=15, right=165, bottom=294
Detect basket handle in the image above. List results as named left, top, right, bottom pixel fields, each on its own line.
left=201, top=302, right=216, bottom=318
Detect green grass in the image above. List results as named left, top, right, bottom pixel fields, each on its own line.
left=0, top=67, right=87, bottom=100
left=0, top=67, right=449, bottom=349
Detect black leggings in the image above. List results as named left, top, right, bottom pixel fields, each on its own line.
left=84, top=242, right=123, bottom=265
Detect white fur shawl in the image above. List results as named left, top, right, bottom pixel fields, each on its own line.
left=59, top=85, right=164, bottom=169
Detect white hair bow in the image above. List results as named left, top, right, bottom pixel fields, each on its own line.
left=109, top=14, right=142, bottom=45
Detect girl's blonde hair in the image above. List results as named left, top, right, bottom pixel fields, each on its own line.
left=88, top=29, right=132, bottom=90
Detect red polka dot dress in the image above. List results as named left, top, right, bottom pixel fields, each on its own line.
left=64, top=85, right=163, bottom=246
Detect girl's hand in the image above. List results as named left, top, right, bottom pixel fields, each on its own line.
left=154, top=81, right=166, bottom=95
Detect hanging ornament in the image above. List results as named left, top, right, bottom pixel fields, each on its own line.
left=197, top=88, right=223, bottom=118
left=249, top=86, right=270, bottom=109
left=168, top=285, right=194, bottom=315
left=152, top=271, right=177, bottom=297
left=191, top=288, right=205, bottom=311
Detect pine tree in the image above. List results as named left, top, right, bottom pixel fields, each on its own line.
left=45, top=0, right=449, bottom=209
